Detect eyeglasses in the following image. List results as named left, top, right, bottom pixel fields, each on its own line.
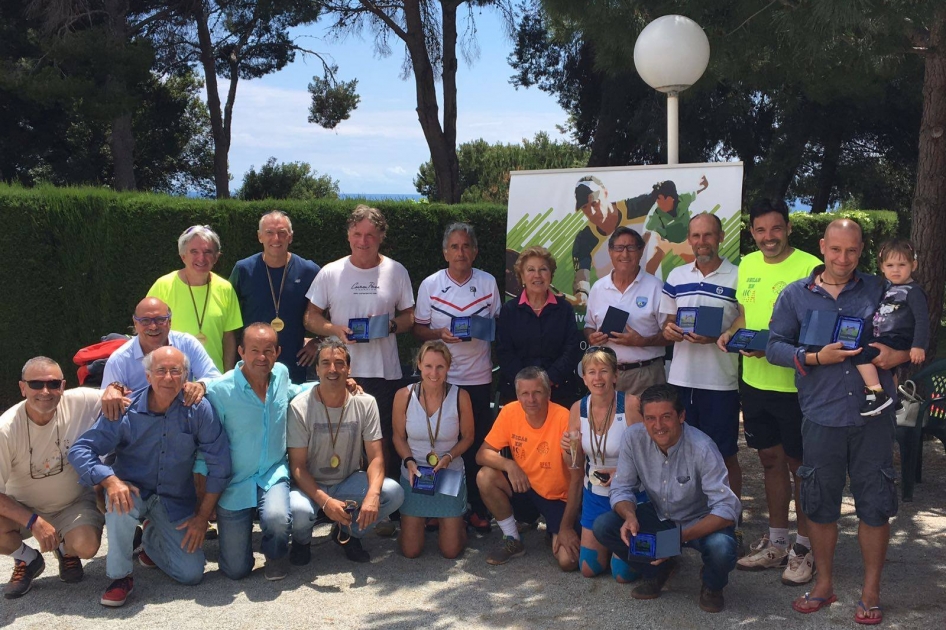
left=151, top=368, right=184, bottom=377
left=133, top=315, right=171, bottom=327
left=24, top=379, right=65, bottom=391
left=26, top=417, right=64, bottom=479
left=585, top=346, right=617, bottom=358
left=610, top=244, right=641, bottom=253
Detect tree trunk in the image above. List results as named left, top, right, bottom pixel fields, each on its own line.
left=194, top=2, right=230, bottom=199
left=910, top=6, right=946, bottom=360
left=109, top=112, right=137, bottom=190
left=764, top=99, right=813, bottom=201
left=402, top=0, right=460, bottom=203
left=810, top=123, right=844, bottom=213
left=440, top=1, right=460, bottom=200
left=588, top=71, right=633, bottom=167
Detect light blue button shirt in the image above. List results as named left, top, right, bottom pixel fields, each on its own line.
left=202, top=362, right=312, bottom=511
left=101, top=331, right=221, bottom=391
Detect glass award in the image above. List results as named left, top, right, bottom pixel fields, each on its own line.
left=347, top=318, right=370, bottom=342
left=411, top=465, right=437, bottom=495
left=834, top=316, right=864, bottom=350
left=450, top=316, right=472, bottom=340
left=676, top=307, right=699, bottom=335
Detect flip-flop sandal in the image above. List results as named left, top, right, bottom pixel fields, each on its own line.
left=792, top=591, right=838, bottom=614
left=855, top=600, right=884, bottom=625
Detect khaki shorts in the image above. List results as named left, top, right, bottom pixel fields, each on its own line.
left=15, top=493, right=104, bottom=541
left=615, top=359, right=666, bottom=397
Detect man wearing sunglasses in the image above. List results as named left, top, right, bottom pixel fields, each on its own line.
left=100, top=297, right=221, bottom=421
left=1, top=357, right=105, bottom=599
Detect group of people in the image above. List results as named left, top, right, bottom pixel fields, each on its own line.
left=0, top=202, right=927, bottom=623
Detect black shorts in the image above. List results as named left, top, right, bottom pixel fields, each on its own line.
left=740, top=380, right=804, bottom=461
left=510, top=488, right=576, bottom=535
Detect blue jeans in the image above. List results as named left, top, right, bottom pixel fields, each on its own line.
left=593, top=506, right=737, bottom=592
left=216, top=481, right=291, bottom=580
left=289, top=472, right=404, bottom=544
left=105, top=493, right=204, bottom=585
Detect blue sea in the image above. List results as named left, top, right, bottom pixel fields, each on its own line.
left=340, top=193, right=424, bottom=201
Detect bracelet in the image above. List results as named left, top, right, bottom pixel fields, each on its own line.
left=815, top=351, right=822, bottom=365
left=442, top=453, right=454, bottom=463
left=402, top=456, right=417, bottom=467
left=26, top=513, right=38, bottom=530
left=321, top=497, right=331, bottom=511
left=107, top=381, right=124, bottom=393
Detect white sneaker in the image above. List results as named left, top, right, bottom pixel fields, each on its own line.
left=781, top=544, right=815, bottom=585
left=736, top=535, right=788, bottom=571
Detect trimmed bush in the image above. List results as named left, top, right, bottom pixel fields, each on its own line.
left=0, top=184, right=507, bottom=407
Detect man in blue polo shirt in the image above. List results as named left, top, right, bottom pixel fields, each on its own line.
left=202, top=323, right=312, bottom=581
left=767, top=219, right=909, bottom=623
left=229, top=211, right=321, bottom=384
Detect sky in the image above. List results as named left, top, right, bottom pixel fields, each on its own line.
left=226, top=10, right=571, bottom=196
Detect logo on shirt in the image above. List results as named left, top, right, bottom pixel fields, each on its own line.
left=716, top=287, right=724, bottom=295
left=772, top=281, right=787, bottom=295
left=441, top=287, right=451, bottom=293
left=636, top=297, right=648, bottom=308
left=537, top=441, right=550, bottom=455
left=350, top=281, right=379, bottom=295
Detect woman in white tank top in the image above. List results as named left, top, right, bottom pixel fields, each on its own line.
left=562, top=346, right=642, bottom=579
left=392, top=341, right=474, bottom=559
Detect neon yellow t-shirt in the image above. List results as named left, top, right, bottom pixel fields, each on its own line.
left=738, top=249, right=820, bottom=392
left=147, top=271, right=243, bottom=371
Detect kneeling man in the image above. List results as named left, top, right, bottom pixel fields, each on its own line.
left=70, top=347, right=231, bottom=607
left=476, top=367, right=581, bottom=570
left=1, top=358, right=104, bottom=599
left=593, top=384, right=740, bottom=613
left=288, top=339, right=403, bottom=564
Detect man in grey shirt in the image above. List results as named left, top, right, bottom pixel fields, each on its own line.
left=593, top=384, right=740, bottom=613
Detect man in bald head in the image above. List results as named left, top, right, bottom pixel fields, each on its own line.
left=70, top=347, right=231, bottom=607
left=767, top=219, right=910, bottom=622
left=100, top=297, right=220, bottom=420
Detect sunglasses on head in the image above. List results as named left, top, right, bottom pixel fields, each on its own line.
left=584, top=346, right=617, bottom=358
left=24, top=379, right=65, bottom=391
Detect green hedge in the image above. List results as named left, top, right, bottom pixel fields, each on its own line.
left=0, top=184, right=507, bottom=407
left=739, top=209, right=899, bottom=274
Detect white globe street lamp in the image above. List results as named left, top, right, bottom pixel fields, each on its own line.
left=633, top=15, right=710, bottom=164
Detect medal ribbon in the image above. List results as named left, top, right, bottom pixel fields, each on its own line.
left=185, top=272, right=211, bottom=337
left=265, top=256, right=291, bottom=319
left=318, top=385, right=348, bottom=457
left=420, top=383, right=448, bottom=455
left=588, top=394, right=615, bottom=466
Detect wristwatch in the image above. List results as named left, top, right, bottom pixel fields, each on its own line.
left=107, top=381, right=124, bottom=393
left=389, top=320, right=398, bottom=334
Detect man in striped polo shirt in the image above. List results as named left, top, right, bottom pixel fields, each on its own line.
left=660, top=213, right=743, bottom=525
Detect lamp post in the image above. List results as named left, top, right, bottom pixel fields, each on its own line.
left=633, top=15, right=710, bottom=165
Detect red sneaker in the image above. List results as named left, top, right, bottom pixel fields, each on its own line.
left=137, top=549, right=156, bottom=569
left=100, top=577, right=134, bottom=607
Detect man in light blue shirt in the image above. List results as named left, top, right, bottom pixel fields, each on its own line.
left=202, top=323, right=312, bottom=581
left=100, top=298, right=220, bottom=420
left=593, top=384, right=740, bottom=613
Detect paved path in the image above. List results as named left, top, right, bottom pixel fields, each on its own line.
left=3, top=440, right=945, bottom=629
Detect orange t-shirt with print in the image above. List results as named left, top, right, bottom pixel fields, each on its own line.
left=484, top=401, right=570, bottom=501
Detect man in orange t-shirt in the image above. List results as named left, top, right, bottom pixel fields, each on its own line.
left=476, top=367, right=582, bottom=570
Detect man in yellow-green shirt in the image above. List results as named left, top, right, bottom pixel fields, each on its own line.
left=717, top=200, right=819, bottom=585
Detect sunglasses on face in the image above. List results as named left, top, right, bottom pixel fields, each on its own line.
left=24, top=380, right=65, bottom=391
left=134, top=315, right=171, bottom=327
left=585, top=346, right=617, bottom=358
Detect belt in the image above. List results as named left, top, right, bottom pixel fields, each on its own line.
left=617, top=357, right=661, bottom=371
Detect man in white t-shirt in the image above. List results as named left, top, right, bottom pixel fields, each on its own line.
left=413, top=222, right=500, bottom=530
left=287, top=339, right=404, bottom=564
left=304, top=205, right=415, bottom=492
left=660, top=213, right=742, bottom=510
left=1, top=357, right=104, bottom=599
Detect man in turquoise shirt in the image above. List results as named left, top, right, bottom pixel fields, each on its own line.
left=202, top=323, right=312, bottom=581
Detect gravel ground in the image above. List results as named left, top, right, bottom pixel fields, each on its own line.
left=3, top=438, right=945, bottom=630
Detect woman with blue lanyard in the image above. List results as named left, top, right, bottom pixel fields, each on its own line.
left=562, top=346, right=643, bottom=580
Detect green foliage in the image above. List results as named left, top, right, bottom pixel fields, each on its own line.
left=0, top=184, right=507, bottom=407
left=415, top=132, right=590, bottom=203
left=307, top=66, right=360, bottom=128
left=740, top=210, right=899, bottom=274
left=237, top=157, right=341, bottom=200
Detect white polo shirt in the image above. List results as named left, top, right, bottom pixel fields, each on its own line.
left=659, top=258, right=739, bottom=391
left=584, top=269, right=665, bottom=364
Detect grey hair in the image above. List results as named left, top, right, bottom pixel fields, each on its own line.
left=442, top=222, right=478, bottom=251
left=514, top=366, right=551, bottom=395
left=142, top=349, right=191, bottom=379
left=317, top=337, right=352, bottom=366
left=258, top=210, right=293, bottom=234
left=178, top=225, right=221, bottom=257
left=21, top=356, right=61, bottom=380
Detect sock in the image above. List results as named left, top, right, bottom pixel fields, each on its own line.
left=497, top=516, right=520, bottom=540
left=59, top=542, right=68, bottom=556
left=769, top=527, right=790, bottom=550
left=12, top=543, right=38, bottom=563
left=795, top=535, right=811, bottom=551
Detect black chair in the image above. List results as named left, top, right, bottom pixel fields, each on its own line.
left=895, top=358, right=946, bottom=501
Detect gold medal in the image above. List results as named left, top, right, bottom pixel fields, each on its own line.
left=196, top=332, right=207, bottom=343
left=426, top=452, right=439, bottom=466
left=329, top=453, right=341, bottom=469
left=271, top=317, right=285, bottom=332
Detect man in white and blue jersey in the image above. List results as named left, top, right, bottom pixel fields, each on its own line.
left=660, top=213, right=742, bottom=506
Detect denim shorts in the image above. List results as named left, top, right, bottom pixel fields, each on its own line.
left=797, top=412, right=898, bottom=527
